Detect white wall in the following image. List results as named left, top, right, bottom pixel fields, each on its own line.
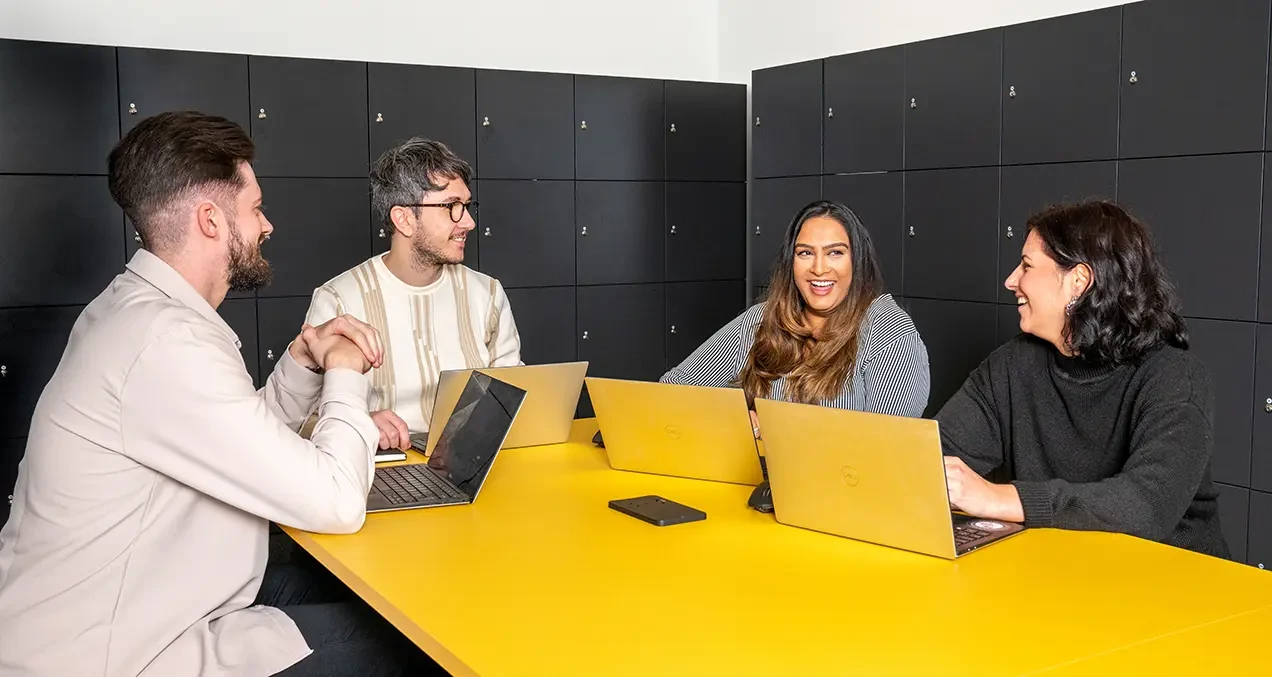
left=0, top=0, right=721, bottom=82
left=718, top=0, right=1139, bottom=83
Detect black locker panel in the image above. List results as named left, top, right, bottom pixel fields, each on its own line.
left=751, top=177, right=821, bottom=287
left=666, top=280, right=746, bottom=368
left=904, top=298, right=998, bottom=417
left=0, top=40, right=118, bottom=175
left=752, top=59, right=822, bottom=178
left=577, top=284, right=665, bottom=382
left=118, top=48, right=251, bottom=134
left=0, top=176, right=123, bottom=307
left=1217, top=483, right=1250, bottom=564
left=665, top=81, right=747, bottom=182
left=575, top=76, right=664, bottom=181
left=504, top=287, right=576, bottom=366
left=1250, top=325, right=1272, bottom=492
left=370, top=183, right=479, bottom=270
left=904, top=28, right=1003, bottom=170
left=666, top=182, right=745, bottom=282
left=996, top=304, right=1022, bottom=346
left=2, top=437, right=23, bottom=526
left=249, top=57, right=368, bottom=178
left=1121, top=0, right=1270, bottom=158
left=576, top=181, right=664, bottom=286
left=1117, top=154, right=1262, bottom=322
left=217, top=298, right=260, bottom=387
left=1259, top=160, right=1272, bottom=323
left=476, top=70, right=573, bottom=180
left=824, top=46, right=904, bottom=174
left=822, top=172, right=904, bottom=294
left=903, top=167, right=999, bottom=303
left=998, top=162, right=1117, bottom=304
left=1002, top=8, right=1121, bottom=165
left=368, top=64, right=476, bottom=173
left=478, top=180, right=575, bottom=288
left=1187, top=318, right=1256, bottom=487
left=0, top=306, right=82, bottom=439
left=257, top=178, right=371, bottom=298
left=256, top=296, right=312, bottom=377
left=1251, top=491, right=1272, bottom=568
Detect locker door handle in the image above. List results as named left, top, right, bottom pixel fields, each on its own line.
left=128, top=102, right=138, bottom=115
left=484, top=227, right=491, bottom=237
left=482, top=116, right=491, bottom=126
left=581, top=227, right=588, bottom=236
left=134, top=232, right=142, bottom=244
left=1006, top=226, right=1014, bottom=239
left=670, top=225, right=677, bottom=234
left=378, top=228, right=387, bottom=239
left=669, top=123, right=677, bottom=133
left=908, top=226, right=915, bottom=237
left=0, top=364, right=6, bottom=377
left=375, top=112, right=384, bottom=123
left=1128, top=70, right=1138, bottom=84
left=910, top=98, right=917, bottom=109
left=6, top=495, right=11, bottom=506
left=266, top=350, right=276, bottom=361
left=670, top=325, right=677, bottom=334
left=1264, top=397, right=1271, bottom=413
left=1008, top=86, right=1016, bottom=98
left=258, top=108, right=267, bottom=119
left=582, top=331, right=589, bottom=340
left=580, top=120, right=587, bottom=130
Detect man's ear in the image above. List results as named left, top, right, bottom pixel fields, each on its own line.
left=389, top=205, right=415, bottom=238
left=195, top=201, right=220, bottom=239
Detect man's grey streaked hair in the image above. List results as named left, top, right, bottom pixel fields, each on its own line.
left=370, top=138, right=473, bottom=228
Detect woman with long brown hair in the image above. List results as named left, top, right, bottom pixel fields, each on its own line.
left=662, top=200, right=930, bottom=428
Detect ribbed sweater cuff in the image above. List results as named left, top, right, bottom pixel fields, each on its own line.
left=1012, top=481, right=1055, bottom=527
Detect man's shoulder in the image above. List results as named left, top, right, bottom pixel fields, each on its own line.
left=315, top=257, right=380, bottom=296
left=449, top=263, right=503, bottom=293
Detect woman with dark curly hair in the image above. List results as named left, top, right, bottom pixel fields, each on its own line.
left=937, top=199, right=1228, bottom=558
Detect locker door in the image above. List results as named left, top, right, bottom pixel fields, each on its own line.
left=822, top=172, right=904, bottom=294
left=1217, top=483, right=1250, bottom=564
left=1187, top=319, right=1256, bottom=487
left=904, top=298, right=997, bottom=417
left=1002, top=8, right=1121, bottom=164
left=1258, top=162, right=1272, bottom=323
left=1248, top=490, right=1272, bottom=569
left=823, top=46, right=904, bottom=174
left=256, top=179, right=371, bottom=298
left=0, top=306, right=83, bottom=439
left=575, top=76, right=664, bottom=181
left=504, top=287, right=577, bottom=366
left=1118, top=154, right=1262, bottom=322
left=904, top=168, right=999, bottom=303
left=666, top=182, right=746, bottom=283
left=0, top=39, right=118, bottom=174
left=578, top=284, right=665, bottom=382
left=477, top=180, right=575, bottom=289
left=666, top=281, right=747, bottom=368
left=576, top=182, right=664, bottom=286
left=1121, top=0, right=1270, bottom=158
left=249, top=56, right=369, bottom=178
left=476, top=70, right=573, bottom=180
left=1250, top=325, right=1272, bottom=492
left=118, top=48, right=251, bottom=134
left=904, top=28, right=1002, bottom=170
left=998, top=162, right=1117, bottom=304
left=256, top=297, right=313, bottom=379
left=368, top=63, right=476, bottom=174
left=752, top=59, right=823, bottom=178
left=218, top=298, right=260, bottom=388
left=751, top=177, right=821, bottom=287
left=0, top=176, right=124, bottom=307
left=665, top=81, right=746, bottom=182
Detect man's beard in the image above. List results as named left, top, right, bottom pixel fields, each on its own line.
left=226, top=220, right=273, bottom=292
left=411, top=231, right=464, bottom=269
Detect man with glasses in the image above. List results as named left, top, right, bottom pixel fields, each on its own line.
left=305, top=138, right=522, bottom=452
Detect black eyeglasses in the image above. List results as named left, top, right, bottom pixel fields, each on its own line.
left=398, top=200, right=478, bottom=223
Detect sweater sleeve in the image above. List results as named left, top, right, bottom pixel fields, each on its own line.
left=660, top=309, right=751, bottom=388
left=935, top=357, right=1007, bottom=476
left=1011, top=374, right=1215, bottom=540
left=860, top=332, right=930, bottom=418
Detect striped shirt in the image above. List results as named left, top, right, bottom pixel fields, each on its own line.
left=661, top=294, right=931, bottom=417
left=304, top=254, right=522, bottom=433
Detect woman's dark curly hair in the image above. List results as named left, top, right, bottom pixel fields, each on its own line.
left=1026, top=199, right=1188, bottom=364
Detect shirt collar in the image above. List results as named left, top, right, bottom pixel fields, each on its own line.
left=125, top=249, right=242, bottom=349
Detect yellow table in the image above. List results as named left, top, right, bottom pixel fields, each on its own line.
left=285, top=420, right=1272, bottom=676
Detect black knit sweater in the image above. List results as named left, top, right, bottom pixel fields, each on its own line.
left=935, top=334, right=1229, bottom=559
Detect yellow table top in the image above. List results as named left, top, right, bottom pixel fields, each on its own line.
left=285, top=420, right=1272, bottom=676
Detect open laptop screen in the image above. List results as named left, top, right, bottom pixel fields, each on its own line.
left=426, top=372, right=527, bottom=498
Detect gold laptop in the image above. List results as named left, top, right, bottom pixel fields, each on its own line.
left=754, top=398, right=1024, bottom=559
left=585, top=377, right=764, bottom=485
left=421, top=362, right=589, bottom=457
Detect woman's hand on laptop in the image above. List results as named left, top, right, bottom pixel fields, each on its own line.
left=943, top=456, right=1024, bottom=523
left=371, top=410, right=411, bottom=451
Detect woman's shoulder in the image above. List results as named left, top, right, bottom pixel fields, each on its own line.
left=860, top=294, right=920, bottom=347
left=1130, top=343, right=1212, bottom=409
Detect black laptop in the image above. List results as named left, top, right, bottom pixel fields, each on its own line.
left=367, top=372, right=526, bottom=513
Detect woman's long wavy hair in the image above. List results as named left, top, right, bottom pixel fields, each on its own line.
left=1027, top=199, right=1188, bottom=364
left=736, top=200, right=885, bottom=404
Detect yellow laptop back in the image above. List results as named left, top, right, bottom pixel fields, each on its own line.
left=585, top=377, right=764, bottom=486
left=754, top=398, right=959, bottom=559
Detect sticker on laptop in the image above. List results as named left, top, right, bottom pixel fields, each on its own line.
left=972, top=520, right=1006, bottom=531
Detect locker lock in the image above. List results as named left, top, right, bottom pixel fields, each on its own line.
left=266, top=349, right=276, bottom=361
left=670, top=225, right=677, bottom=234
left=1008, top=86, right=1016, bottom=98
left=6, top=495, right=11, bottom=506
left=0, top=365, right=6, bottom=377
left=134, top=232, right=142, bottom=244
left=128, top=102, right=138, bottom=115
left=580, top=120, right=588, bottom=130
left=670, top=325, right=677, bottom=334
left=755, top=117, right=761, bottom=126
left=827, top=107, right=834, bottom=118
left=669, top=123, right=677, bottom=133
left=1129, top=71, right=1138, bottom=84
left=755, top=226, right=761, bottom=236
left=375, top=112, right=384, bottom=123
left=484, top=227, right=491, bottom=237
left=910, top=98, right=917, bottom=109
left=258, top=108, right=267, bottom=119
left=908, top=226, right=915, bottom=237
left=1006, top=226, right=1014, bottom=239
left=581, top=226, right=588, bottom=236
left=582, top=331, right=589, bottom=340
left=1265, top=397, right=1271, bottom=413
left=378, top=228, right=387, bottom=239
left=483, top=116, right=491, bottom=127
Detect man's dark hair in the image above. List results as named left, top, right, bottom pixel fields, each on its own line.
left=108, top=111, right=255, bottom=253
left=371, top=138, right=473, bottom=229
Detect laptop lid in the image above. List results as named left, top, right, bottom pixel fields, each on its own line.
left=424, top=362, right=588, bottom=457
left=425, top=371, right=527, bottom=500
left=585, top=377, right=764, bottom=486
left=754, top=397, right=960, bottom=559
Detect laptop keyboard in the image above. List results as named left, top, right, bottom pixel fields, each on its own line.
left=954, top=524, right=992, bottom=548
left=372, top=464, right=465, bottom=506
